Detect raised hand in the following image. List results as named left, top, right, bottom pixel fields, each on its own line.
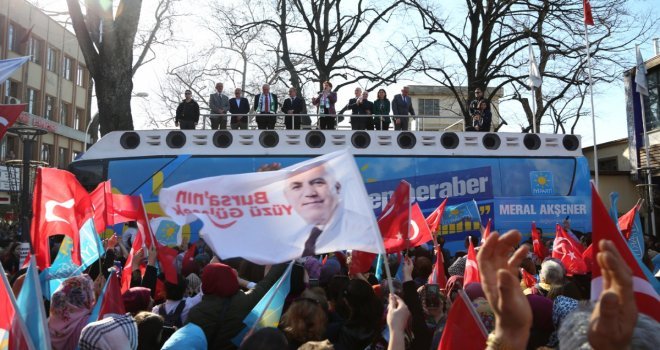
left=588, top=239, right=638, bottom=350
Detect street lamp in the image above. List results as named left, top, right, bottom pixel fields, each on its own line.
left=84, top=92, right=149, bottom=151
left=7, top=126, right=47, bottom=245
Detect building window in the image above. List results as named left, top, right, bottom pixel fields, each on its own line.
left=598, top=157, right=618, bottom=172
left=72, top=150, right=82, bottom=162
left=3, top=80, right=20, bottom=104
left=58, top=147, right=69, bottom=169
left=60, top=102, right=70, bottom=126
left=62, top=56, right=72, bottom=80
left=75, top=108, right=83, bottom=130
left=76, top=64, right=86, bottom=87
left=40, top=143, right=53, bottom=166
left=418, top=99, right=440, bottom=116
left=47, top=47, right=58, bottom=73
left=644, top=67, right=660, bottom=132
left=7, top=23, right=17, bottom=52
left=44, top=95, right=56, bottom=120
left=27, top=88, right=39, bottom=115
left=27, top=36, right=43, bottom=64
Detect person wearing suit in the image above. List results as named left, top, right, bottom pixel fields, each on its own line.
left=209, top=83, right=230, bottom=130
left=229, top=88, right=250, bottom=130
left=253, top=84, right=279, bottom=130
left=339, top=87, right=364, bottom=130
left=311, top=81, right=338, bottom=130
left=373, top=89, right=391, bottom=130
left=392, top=86, right=415, bottom=131
left=283, top=164, right=374, bottom=257
left=282, top=87, right=305, bottom=130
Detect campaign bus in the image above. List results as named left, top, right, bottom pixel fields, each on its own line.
left=70, top=129, right=591, bottom=249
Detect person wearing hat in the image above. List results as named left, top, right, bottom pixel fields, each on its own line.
left=186, top=261, right=288, bottom=349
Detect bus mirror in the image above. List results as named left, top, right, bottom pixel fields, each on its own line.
left=563, top=135, right=580, bottom=151
left=259, top=131, right=279, bottom=148
left=397, top=132, right=416, bottom=149
left=120, top=132, right=140, bottom=149
left=351, top=131, right=371, bottom=149
left=166, top=131, right=187, bottom=149
left=523, top=134, right=541, bottom=150
left=482, top=133, right=501, bottom=150
left=305, top=131, right=325, bottom=148
left=213, top=131, right=233, bottom=148
left=440, top=132, right=459, bottom=149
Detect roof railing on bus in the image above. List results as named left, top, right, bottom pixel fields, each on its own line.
left=200, top=113, right=467, bottom=132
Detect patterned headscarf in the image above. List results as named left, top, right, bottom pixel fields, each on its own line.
left=185, top=273, right=202, bottom=297
left=48, top=275, right=96, bottom=350
left=79, top=313, right=138, bottom=350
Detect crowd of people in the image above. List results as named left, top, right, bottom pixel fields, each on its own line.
left=2, top=216, right=659, bottom=350
left=174, top=83, right=493, bottom=132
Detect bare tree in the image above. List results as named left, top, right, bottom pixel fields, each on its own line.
left=65, top=0, right=179, bottom=136
left=406, top=0, right=656, bottom=132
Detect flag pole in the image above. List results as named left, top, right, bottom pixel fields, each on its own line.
left=584, top=22, right=599, bottom=190
left=531, top=88, right=537, bottom=134
left=637, top=71, right=657, bottom=237
left=246, top=260, right=295, bottom=335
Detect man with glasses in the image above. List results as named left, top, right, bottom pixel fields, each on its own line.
left=469, top=88, right=489, bottom=116
left=392, top=86, right=415, bottom=131
left=175, top=90, right=200, bottom=130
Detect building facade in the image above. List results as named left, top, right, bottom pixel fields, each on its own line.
left=407, top=85, right=503, bottom=131
left=0, top=0, right=91, bottom=218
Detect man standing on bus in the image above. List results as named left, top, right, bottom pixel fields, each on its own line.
left=392, top=86, right=415, bottom=131
left=282, top=87, right=305, bottom=129
left=254, top=84, right=279, bottom=130
left=175, top=90, right=200, bottom=130
left=229, top=88, right=250, bottom=130
left=209, top=82, right=229, bottom=129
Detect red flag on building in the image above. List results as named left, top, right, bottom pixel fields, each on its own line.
left=531, top=222, right=548, bottom=260
left=90, top=180, right=114, bottom=236
left=378, top=181, right=411, bottom=253
left=437, top=289, right=487, bottom=350
left=428, top=246, right=447, bottom=287
left=463, top=238, right=480, bottom=285
left=552, top=224, right=588, bottom=276
left=31, top=168, right=94, bottom=268
left=583, top=0, right=594, bottom=25
left=0, top=104, right=26, bottom=140
left=591, top=186, right=660, bottom=322
left=425, top=198, right=448, bottom=234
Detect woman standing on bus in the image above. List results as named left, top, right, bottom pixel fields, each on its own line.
left=312, top=81, right=338, bottom=130
left=373, top=89, right=391, bottom=130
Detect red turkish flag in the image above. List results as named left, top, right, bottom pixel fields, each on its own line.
left=384, top=203, right=432, bottom=253
left=348, top=250, right=376, bottom=275
left=425, top=198, right=448, bottom=234
left=531, top=222, right=549, bottom=260
left=582, top=243, right=594, bottom=272
left=437, top=289, right=487, bottom=350
left=552, top=224, right=588, bottom=276
left=0, top=104, right=25, bottom=140
left=378, top=181, right=411, bottom=253
left=463, top=239, right=480, bottom=285
left=0, top=263, right=34, bottom=350
left=428, top=246, right=447, bottom=287
left=99, top=270, right=126, bottom=319
left=31, top=168, right=93, bottom=268
left=617, top=203, right=640, bottom=240
left=591, top=185, right=660, bottom=322
left=480, top=219, right=491, bottom=244
left=521, top=268, right=537, bottom=288
left=90, top=180, right=114, bottom=236
left=583, top=0, right=594, bottom=25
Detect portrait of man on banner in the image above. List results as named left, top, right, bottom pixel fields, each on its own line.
left=159, top=150, right=382, bottom=264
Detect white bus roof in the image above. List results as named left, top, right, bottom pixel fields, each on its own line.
left=78, top=130, right=583, bottom=160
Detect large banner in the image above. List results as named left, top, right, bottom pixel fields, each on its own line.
left=159, top=150, right=383, bottom=264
